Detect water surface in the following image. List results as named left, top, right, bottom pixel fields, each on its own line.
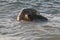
left=0, top=0, right=60, bottom=40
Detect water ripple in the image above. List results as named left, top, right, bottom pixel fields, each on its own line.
left=0, top=0, right=60, bottom=40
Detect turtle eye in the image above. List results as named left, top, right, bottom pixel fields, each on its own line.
left=25, top=14, right=29, bottom=19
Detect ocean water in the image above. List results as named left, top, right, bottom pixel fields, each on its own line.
left=0, top=0, right=60, bottom=40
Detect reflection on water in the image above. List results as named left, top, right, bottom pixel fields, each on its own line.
left=0, top=0, right=60, bottom=40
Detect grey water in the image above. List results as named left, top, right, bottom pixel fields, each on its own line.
left=0, top=0, right=60, bottom=40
